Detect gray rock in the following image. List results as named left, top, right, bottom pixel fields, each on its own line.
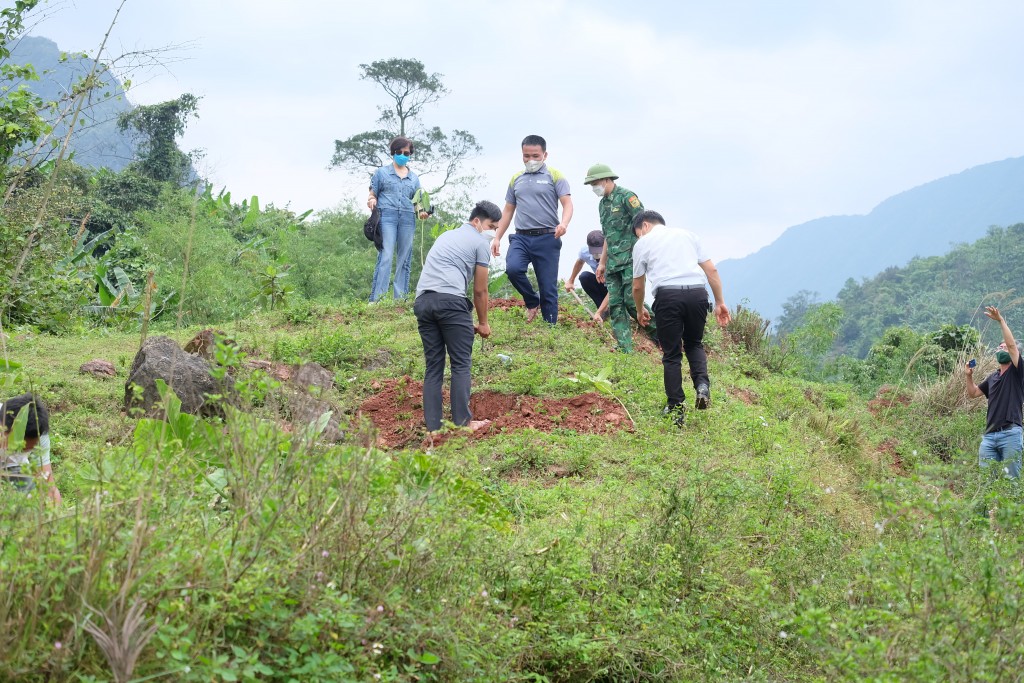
left=292, top=362, right=334, bottom=392
left=125, top=336, right=230, bottom=417
left=288, top=390, right=345, bottom=443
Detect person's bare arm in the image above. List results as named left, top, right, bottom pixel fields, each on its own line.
left=565, top=259, right=585, bottom=292
left=596, top=243, right=608, bottom=284
left=986, top=306, right=1019, bottom=366
left=38, top=463, right=61, bottom=505
left=554, top=195, right=573, bottom=238
left=473, top=265, right=490, bottom=338
left=966, top=365, right=985, bottom=399
left=698, top=260, right=731, bottom=326
left=594, top=294, right=609, bottom=322
left=490, top=203, right=516, bottom=257
left=633, top=275, right=650, bottom=327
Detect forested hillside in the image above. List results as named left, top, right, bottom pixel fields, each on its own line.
left=7, top=35, right=137, bottom=169
left=834, top=222, right=1024, bottom=357
left=718, top=156, right=1024, bottom=321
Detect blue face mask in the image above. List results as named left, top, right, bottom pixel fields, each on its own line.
left=393, top=154, right=410, bottom=167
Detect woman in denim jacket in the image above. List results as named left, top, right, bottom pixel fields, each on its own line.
left=367, top=136, right=428, bottom=301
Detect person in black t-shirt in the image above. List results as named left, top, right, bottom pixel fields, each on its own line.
left=966, top=306, right=1024, bottom=479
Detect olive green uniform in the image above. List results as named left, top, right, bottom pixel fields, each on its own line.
left=598, top=185, right=657, bottom=352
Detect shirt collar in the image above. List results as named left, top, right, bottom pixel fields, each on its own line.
left=385, top=164, right=412, bottom=177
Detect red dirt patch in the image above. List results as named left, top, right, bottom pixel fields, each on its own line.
left=728, top=387, right=760, bottom=405
left=867, top=385, right=912, bottom=416
left=357, top=376, right=632, bottom=449
left=489, top=297, right=525, bottom=311
left=876, top=437, right=907, bottom=475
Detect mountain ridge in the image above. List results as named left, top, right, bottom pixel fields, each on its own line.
left=717, top=155, right=1024, bottom=322
left=7, top=35, right=137, bottom=170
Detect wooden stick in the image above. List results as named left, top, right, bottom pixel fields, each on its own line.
left=569, top=289, right=616, bottom=343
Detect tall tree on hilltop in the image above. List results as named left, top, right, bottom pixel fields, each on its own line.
left=329, top=58, right=480, bottom=194
left=117, top=93, right=199, bottom=184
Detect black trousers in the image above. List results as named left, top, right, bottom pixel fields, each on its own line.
left=653, top=287, right=710, bottom=406
left=578, top=271, right=608, bottom=310
left=413, top=292, right=476, bottom=431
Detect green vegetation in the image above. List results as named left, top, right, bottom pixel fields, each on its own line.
left=0, top=301, right=1019, bottom=681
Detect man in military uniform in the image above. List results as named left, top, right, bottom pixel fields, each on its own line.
left=584, top=163, right=657, bottom=353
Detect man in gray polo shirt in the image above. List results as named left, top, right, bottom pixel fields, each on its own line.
left=489, top=135, right=573, bottom=324
left=631, top=210, right=731, bottom=426
left=414, top=200, right=501, bottom=433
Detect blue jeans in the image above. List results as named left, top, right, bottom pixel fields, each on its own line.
left=370, top=208, right=416, bottom=301
left=979, top=425, right=1023, bottom=479
left=505, top=232, right=562, bottom=323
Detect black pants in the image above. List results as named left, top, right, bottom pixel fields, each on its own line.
left=653, top=287, right=710, bottom=407
left=578, top=271, right=608, bottom=311
left=413, top=292, right=476, bottom=431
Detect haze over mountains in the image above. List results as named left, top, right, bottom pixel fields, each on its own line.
left=717, top=156, right=1024, bottom=322
left=10, top=35, right=1024, bottom=322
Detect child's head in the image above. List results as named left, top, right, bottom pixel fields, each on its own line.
left=1, top=394, right=49, bottom=451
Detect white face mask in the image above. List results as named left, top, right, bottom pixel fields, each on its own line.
left=524, top=160, right=543, bottom=173
left=591, top=183, right=606, bottom=197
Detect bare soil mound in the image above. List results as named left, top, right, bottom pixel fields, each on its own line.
left=357, top=376, right=631, bottom=449
left=488, top=298, right=525, bottom=311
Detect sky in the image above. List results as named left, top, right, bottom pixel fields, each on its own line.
left=19, top=0, right=1024, bottom=269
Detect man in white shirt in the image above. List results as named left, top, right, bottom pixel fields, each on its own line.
left=631, top=211, right=731, bottom=425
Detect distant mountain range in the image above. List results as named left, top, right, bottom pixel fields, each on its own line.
left=717, top=156, right=1024, bottom=322
left=7, top=35, right=137, bottom=170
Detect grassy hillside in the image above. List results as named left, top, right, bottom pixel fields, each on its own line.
left=1, top=298, right=1021, bottom=681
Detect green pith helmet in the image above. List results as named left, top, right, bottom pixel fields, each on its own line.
left=584, top=163, right=618, bottom=184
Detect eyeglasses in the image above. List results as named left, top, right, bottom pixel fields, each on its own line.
left=394, top=150, right=412, bottom=156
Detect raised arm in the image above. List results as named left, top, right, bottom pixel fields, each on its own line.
left=986, top=306, right=1019, bottom=367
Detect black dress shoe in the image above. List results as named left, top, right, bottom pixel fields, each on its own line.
left=662, top=403, right=686, bottom=426
left=695, top=385, right=711, bottom=410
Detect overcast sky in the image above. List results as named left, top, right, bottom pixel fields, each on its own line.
left=24, top=0, right=1024, bottom=264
